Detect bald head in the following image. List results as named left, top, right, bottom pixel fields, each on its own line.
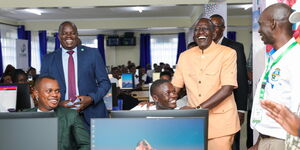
left=262, top=3, right=292, bottom=29
left=258, top=3, right=293, bottom=48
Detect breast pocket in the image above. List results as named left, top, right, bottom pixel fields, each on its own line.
left=204, top=70, right=220, bottom=86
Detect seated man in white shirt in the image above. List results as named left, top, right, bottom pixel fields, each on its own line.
left=131, top=79, right=178, bottom=110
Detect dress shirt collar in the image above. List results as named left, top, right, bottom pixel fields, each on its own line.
left=37, top=108, right=54, bottom=112
left=62, top=47, right=78, bottom=54
left=193, top=41, right=218, bottom=54
left=217, top=36, right=225, bottom=44
left=269, top=38, right=296, bottom=60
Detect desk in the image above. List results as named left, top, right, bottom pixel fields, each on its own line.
left=131, top=91, right=149, bottom=101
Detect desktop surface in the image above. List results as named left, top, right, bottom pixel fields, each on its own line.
left=91, top=117, right=207, bottom=150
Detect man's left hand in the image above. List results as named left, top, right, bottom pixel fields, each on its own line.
left=74, top=96, right=93, bottom=111
left=238, top=112, right=245, bottom=125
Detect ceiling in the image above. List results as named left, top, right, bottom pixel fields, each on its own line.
left=0, top=2, right=252, bottom=33
left=0, top=4, right=251, bottom=21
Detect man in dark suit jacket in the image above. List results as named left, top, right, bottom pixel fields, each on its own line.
left=210, top=14, right=249, bottom=150
left=40, top=21, right=111, bottom=127
left=24, top=76, right=90, bottom=150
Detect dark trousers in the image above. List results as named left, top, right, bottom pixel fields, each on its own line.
left=246, top=110, right=253, bottom=148
left=232, top=131, right=240, bottom=150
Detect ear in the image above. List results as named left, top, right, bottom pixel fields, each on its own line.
left=33, top=89, right=39, bottom=99
left=152, top=95, right=159, bottom=102
left=270, top=19, right=276, bottom=30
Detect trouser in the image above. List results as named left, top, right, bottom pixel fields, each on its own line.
left=258, top=134, right=285, bottom=150
left=208, top=134, right=235, bottom=150
left=232, top=131, right=240, bottom=150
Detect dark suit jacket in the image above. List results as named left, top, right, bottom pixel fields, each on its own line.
left=221, top=37, right=248, bottom=111
left=24, top=106, right=90, bottom=150
left=40, top=45, right=111, bottom=125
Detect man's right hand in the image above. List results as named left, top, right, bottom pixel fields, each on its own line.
left=59, top=100, right=75, bottom=108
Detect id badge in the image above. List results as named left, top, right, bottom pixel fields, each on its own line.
left=252, top=107, right=262, bottom=124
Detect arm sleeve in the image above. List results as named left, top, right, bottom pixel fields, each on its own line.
left=87, top=49, right=111, bottom=104
left=172, top=54, right=185, bottom=88
left=221, top=49, right=238, bottom=88
left=72, top=112, right=90, bottom=150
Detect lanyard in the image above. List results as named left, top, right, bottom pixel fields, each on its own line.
left=259, top=41, right=298, bottom=100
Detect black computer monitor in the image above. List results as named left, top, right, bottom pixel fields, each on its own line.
left=110, top=109, right=208, bottom=118
left=103, top=83, right=118, bottom=110
left=91, top=117, right=207, bottom=150
left=0, top=83, right=31, bottom=111
left=0, top=112, right=58, bottom=150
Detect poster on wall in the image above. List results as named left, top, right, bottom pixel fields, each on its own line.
left=16, top=39, right=28, bottom=70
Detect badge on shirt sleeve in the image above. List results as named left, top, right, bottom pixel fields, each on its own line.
left=271, top=68, right=280, bottom=82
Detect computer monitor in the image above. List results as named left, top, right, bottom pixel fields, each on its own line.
left=110, top=109, right=208, bottom=119
left=103, top=83, right=118, bottom=110
left=0, top=86, right=17, bottom=112
left=121, top=73, right=134, bottom=89
left=0, top=112, right=58, bottom=150
left=91, top=117, right=207, bottom=150
left=0, top=83, right=31, bottom=111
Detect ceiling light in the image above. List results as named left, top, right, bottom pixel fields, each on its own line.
left=24, top=9, right=42, bottom=15
left=133, top=7, right=145, bottom=13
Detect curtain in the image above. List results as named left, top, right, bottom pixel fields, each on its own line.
left=25, top=31, right=31, bottom=67
left=31, top=31, right=41, bottom=74
left=227, top=31, right=236, bottom=41
left=176, top=32, right=186, bottom=64
left=140, top=34, right=151, bottom=68
left=54, top=32, right=60, bottom=50
left=97, top=34, right=106, bottom=65
left=39, top=30, right=47, bottom=63
left=0, top=32, right=3, bottom=75
left=0, top=26, right=17, bottom=68
left=17, top=25, right=25, bottom=39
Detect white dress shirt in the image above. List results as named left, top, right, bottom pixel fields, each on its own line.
left=62, top=47, right=79, bottom=100
left=251, top=38, right=300, bottom=139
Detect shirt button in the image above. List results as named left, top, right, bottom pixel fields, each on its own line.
left=198, top=94, right=201, bottom=97
left=198, top=81, right=201, bottom=84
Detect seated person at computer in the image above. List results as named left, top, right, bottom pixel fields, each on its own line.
left=131, top=79, right=178, bottom=110
left=24, top=76, right=90, bottom=150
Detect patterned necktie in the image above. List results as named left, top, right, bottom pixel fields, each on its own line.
left=67, top=50, right=76, bottom=101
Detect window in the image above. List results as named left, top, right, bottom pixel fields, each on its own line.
left=47, top=36, right=55, bottom=53
left=0, top=25, right=17, bottom=70
left=150, top=34, right=178, bottom=67
left=79, top=36, right=97, bottom=48
left=31, top=31, right=41, bottom=74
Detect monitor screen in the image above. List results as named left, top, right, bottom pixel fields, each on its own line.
left=91, top=118, right=207, bottom=150
left=0, top=112, right=58, bottom=150
left=0, top=86, right=17, bottom=112
left=121, top=73, right=134, bottom=89
left=0, top=83, right=31, bottom=111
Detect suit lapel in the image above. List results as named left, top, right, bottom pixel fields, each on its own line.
left=77, top=45, right=85, bottom=95
left=55, top=48, right=66, bottom=90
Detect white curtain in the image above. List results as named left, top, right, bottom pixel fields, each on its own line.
left=0, top=25, right=17, bottom=71
left=150, top=34, right=178, bottom=67
left=30, top=31, right=41, bottom=74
